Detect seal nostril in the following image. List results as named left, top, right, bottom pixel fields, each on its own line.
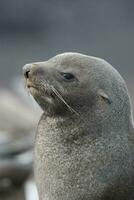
left=23, top=64, right=32, bottom=79
left=24, top=70, right=30, bottom=79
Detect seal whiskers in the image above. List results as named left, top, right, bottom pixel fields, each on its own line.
left=51, top=85, right=79, bottom=116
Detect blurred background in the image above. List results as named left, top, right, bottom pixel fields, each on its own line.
left=0, top=0, right=133, bottom=200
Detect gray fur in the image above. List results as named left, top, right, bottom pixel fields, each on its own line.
left=23, top=52, right=134, bottom=200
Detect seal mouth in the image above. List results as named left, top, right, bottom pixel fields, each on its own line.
left=27, top=82, right=37, bottom=91
left=26, top=80, right=37, bottom=89
left=25, top=80, right=41, bottom=96
left=26, top=80, right=55, bottom=100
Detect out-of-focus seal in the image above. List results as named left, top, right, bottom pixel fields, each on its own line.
left=23, top=52, right=134, bottom=200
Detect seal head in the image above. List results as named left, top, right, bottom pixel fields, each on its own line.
left=23, top=53, right=132, bottom=123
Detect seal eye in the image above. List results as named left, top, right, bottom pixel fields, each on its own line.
left=61, top=73, right=75, bottom=81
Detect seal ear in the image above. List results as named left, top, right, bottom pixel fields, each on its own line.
left=98, top=89, right=111, bottom=104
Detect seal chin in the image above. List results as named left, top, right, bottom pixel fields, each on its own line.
left=26, top=78, right=54, bottom=105
left=29, top=86, right=39, bottom=96
left=27, top=84, right=54, bottom=110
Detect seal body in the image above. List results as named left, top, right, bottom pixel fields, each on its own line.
left=35, top=114, right=134, bottom=200
left=23, top=53, right=134, bottom=200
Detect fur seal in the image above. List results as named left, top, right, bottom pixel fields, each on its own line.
left=23, top=52, right=134, bottom=200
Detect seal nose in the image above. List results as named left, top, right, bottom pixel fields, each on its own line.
left=23, top=64, right=31, bottom=79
